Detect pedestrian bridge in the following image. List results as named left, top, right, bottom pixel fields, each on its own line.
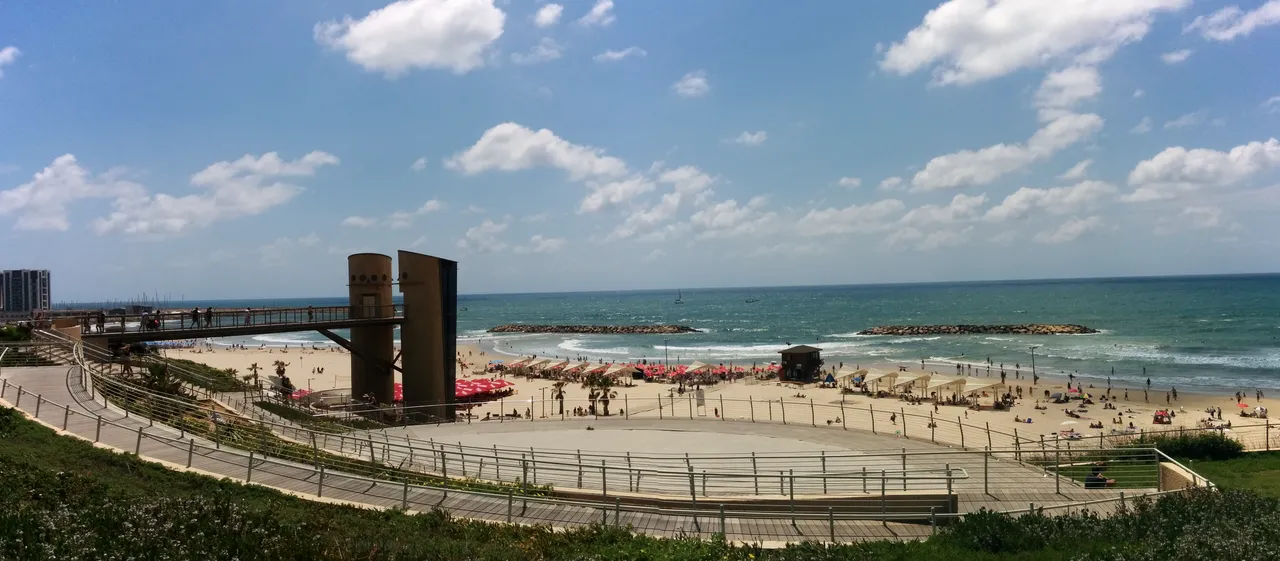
left=73, top=305, right=403, bottom=346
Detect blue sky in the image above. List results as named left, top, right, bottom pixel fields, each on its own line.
left=2, top=0, right=1280, bottom=301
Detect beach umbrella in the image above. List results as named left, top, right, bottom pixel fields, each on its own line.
left=1060, top=420, right=1078, bottom=425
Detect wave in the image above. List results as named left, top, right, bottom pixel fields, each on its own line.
left=557, top=339, right=632, bottom=355
left=826, top=332, right=873, bottom=338
left=251, top=334, right=328, bottom=346
left=883, top=336, right=941, bottom=344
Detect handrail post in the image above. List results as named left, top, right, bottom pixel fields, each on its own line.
left=95, top=415, right=102, bottom=442
left=658, top=394, right=663, bottom=419
left=318, top=464, right=325, bottom=497
left=751, top=452, right=759, bottom=494
left=880, top=469, right=887, bottom=527
left=869, top=404, right=875, bottom=433
left=810, top=398, right=815, bottom=426
left=135, top=426, right=143, bottom=455
left=984, top=446, right=990, bottom=496
left=402, top=480, right=410, bottom=510
left=35, top=394, right=42, bottom=418
left=839, top=400, right=846, bottom=430
left=930, top=506, right=937, bottom=535
left=780, top=398, right=786, bottom=425
left=1054, top=446, right=1061, bottom=495
left=749, top=396, right=755, bottom=422
left=247, top=451, right=254, bottom=483
left=187, top=439, right=195, bottom=468
left=62, top=404, right=70, bottom=430
left=719, top=504, right=726, bottom=538
left=901, top=407, right=907, bottom=438
left=987, top=421, right=993, bottom=449
left=828, top=506, right=835, bottom=543
left=945, top=463, right=952, bottom=496
left=506, top=489, right=513, bottom=523
left=789, top=468, right=796, bottom=527
left=959, top=417, right=965, bottom=449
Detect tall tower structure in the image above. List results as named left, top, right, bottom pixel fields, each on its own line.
left=346, top=254, right=396, bottom=406
left=397, top=250, right=458, bottom=419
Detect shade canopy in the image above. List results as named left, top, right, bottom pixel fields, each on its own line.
left=893, top=373, right=931, bottom=391
left=685, top=361, right=712, bottom=374
left=541, top=359, right=569, bottom=370
left=835, top=368, right=866, bottom=381
left=861, top=369, right=898, bottom=388
left=962, top=378, right=1005, bottom=394
left=583, top=363, right=610, bottom=374
left=604, top=363, right=635, bottom=377
left=926, top=376, right=964, bottom=393
left=525, top=358, right=549, bottom=369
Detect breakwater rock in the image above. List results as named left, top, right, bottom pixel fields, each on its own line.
left=857, top=324, right=1098, bottom=336
left=488, top=324, right=699, bottom=335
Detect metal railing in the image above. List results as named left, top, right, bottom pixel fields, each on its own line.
left=74, top=304, right=403, bottom=336
left=2, top=373, right=1199, bottom=544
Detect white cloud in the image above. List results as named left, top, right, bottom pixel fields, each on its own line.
left=1179, top=206, right=1240, bottom=231
left=1130, top=116, right=1153, bottom=134
left=342, top=216, right=378, bottom=228
left=689, top=196, right=777, bottom=240
left=1263, top=96, right=1280, bottom=113
left=798, top=199, right=906, bottom=236
left=886, top=225, right=973, bottom=251
left=642, top=248, right=667, bottom=262
left=457, top=219, right=507, bottom=252
left=533, top=3, right=563, bottom=27
left=0, top=46, right=19, bottom=78
left=521, top=212, right=549, bottom=223
left=900, top=193, right=987, bottom=225
left=411, top=235, right=429, bottom=248
left=837, top=177, right=862, bottom=188
left=466, top=204, right=485, bottom=214
left=878, top=176, right=904, bottom=191
left=511, top=37, right=562, bottom=65
left=593, top=46, right=646, bottom=62
left=672, top=70, right=710, bottom=98
left=607, top=165, right=717, bottom=239
left=1125, top=138, right=1280, bottom=201
left=1160, top=49, right=1193, bottom=64
left=1185, top=0, right=1280, bottom=41
left=879, top=0, right=1189, bottom=86
left=410, top=157, right=428, bottom=171
left=388, top=199, right=442, bottom=229
left=259, top=233, right=321, bottom=264
left=1034, top=215, right=1103, bottom=243
left=911, top=113, right=1104, bottom=191
left=513, top=234, right=566, bottom=253
left=1134, top=89, right=1145, bottom=98
left=446, top=122, right=628, bottom=180
left=579, top=176, right=655, bottom=213
left=577, top=0, right=616, bottom=27
left=1034, top=65, right=1101, bottom=122
left=747, top=243, right=826, bottom=258
left=729, top=131, right=767, bottom=146
left=1059, top=159, right=1093, bottom=180
left=1164, top=111, right=1204, bottom=129
left=985, top=180, right=1118, bottom=221
left=314, top=0, right=506, bottom=77
left=0, top=155, right=146, bottom=231
left=93, top=151, right=338, bottom=237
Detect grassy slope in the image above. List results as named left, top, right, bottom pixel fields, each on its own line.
left=1183, top=452, right=1280, bottom=499
left=1, top=405, right=1278, bottom=560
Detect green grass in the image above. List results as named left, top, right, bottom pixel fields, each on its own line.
left=1182, top=451, right=1280, bottom=499
left=162, top=358, right=252, bottom=392
left=4, top=404, right=1280, bottom=560
left=254, top=400, right=385, bottom=432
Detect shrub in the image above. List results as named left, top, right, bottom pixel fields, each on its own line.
left=1124, top=431, right=1245, bottom=461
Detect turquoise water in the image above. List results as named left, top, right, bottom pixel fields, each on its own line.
left=94, top=274, right=1280, bottom=392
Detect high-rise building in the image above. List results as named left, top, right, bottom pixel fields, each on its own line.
left=1, top=269, right=52, bottom=313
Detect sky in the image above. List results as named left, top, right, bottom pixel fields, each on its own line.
left=2, top=0, right=1280, bottom=301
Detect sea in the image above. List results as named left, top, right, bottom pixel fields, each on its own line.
left=68, top=275, right=1280, bottom=393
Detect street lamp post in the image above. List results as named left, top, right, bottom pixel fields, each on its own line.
left=1029, top=345, right=1040, bottom=386
left=664, top=338, right=670, bottom=368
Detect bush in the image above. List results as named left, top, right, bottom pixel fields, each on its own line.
left=1124, top=431, right=1245, bottom=461
left=0, top=324, right=32, bottom=341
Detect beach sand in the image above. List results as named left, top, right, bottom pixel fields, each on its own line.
left=163, top=342, right=1270, bottom=442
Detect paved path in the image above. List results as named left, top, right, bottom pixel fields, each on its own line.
left=2, top=365, right=948, bottom=544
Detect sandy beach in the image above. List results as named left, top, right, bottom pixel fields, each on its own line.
left=163, top=340, right=1270, bottom=442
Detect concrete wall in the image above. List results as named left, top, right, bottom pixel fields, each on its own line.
left=397, top=251, right=457, bottom=419
left=347, top=254, right=396, bottom=406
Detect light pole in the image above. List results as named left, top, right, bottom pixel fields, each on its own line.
left=1029, top=345, right=1040, bottom=386
left=664, top=338, right=670, bottom=368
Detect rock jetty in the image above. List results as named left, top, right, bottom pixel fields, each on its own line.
left=488, top=324, right=698, bottom=335
left=857, top=324, right=1098, bottom=336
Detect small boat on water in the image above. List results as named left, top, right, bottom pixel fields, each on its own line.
left=675, top=289, right=684, bottom=305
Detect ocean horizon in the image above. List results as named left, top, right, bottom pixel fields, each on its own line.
left=57, top=273, right=1280, bottom=393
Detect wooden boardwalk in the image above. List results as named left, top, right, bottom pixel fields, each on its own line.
left=2, top=365, right=945, bottom=544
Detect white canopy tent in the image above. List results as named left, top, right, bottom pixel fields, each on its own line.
left=835, top=368, right=866, bottom=381
left=583, top=363, right=610, bottom=374
left=961, top=378, right=1005, bottom=395
left=604, top=363, right=636, bottom=377
left=541, top=359, right=568, bottom=370
left=926, top=376, right=964, bottom=400
left=561, top=362, right=589, bottom=372
left=893, top=373, right=931, bottom=393
left=861, top=369, right=899, bottom=390
left=506, top=357, right=533, bottom=368
left=525, top=358, right=549, bottom=369
left=685, top=361, right=712, bottom=374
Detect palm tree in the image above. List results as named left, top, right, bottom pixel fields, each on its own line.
left=247, top=362, right=263, bottom=387
left=551, top=381, right=568, bottom=415
left=141, top=363, right=185, bottom=397
left=598, top=381, right=619, bottom=416
left=272, top=360, right=290, bottom=378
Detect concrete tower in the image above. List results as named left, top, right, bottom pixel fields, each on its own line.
left=347, top=253, right=396, bottom=406
left=397, top=250, right=457, bottom=419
